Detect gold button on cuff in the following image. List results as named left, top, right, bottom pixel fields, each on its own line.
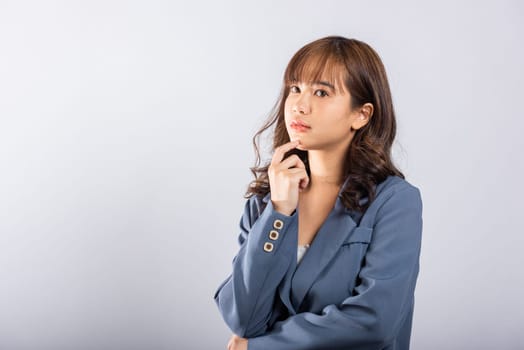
left=269, top=230, right=279, bottom=241
left=273, top=219, right=284, bottom=230
left=263, top=242, right=274, bottom=252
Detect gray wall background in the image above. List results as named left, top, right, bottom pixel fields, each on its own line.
left=1, top=1, right=523, bottom=349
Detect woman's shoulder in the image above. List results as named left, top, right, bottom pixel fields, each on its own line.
left=358, top=175, right=422, bottom=226
left=375, top=175, right=421, bottom=198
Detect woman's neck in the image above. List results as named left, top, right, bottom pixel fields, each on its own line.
left=306, top=148, right=346, bottom=188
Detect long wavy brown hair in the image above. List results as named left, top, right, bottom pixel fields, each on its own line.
left=245, top=36, right=404, bottom=213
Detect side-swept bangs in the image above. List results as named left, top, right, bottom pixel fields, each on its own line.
left=283, top=43, right=348, bottom=94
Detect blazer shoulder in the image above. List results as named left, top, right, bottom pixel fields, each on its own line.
left=361, top=176, right=422, bottom=227
left=376, top=175, right=421, bottom=198
left=361, top=176, right=422, bottom=223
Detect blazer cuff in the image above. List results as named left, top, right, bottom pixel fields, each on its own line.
left=245, top=200, right=298, bottom=262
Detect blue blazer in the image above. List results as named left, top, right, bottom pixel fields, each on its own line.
left=214, top=175, right=423, bottom=350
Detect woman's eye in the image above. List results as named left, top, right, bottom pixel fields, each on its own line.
left=290, top=85, right=300, bottom=93
left=315, top=90, right=328, bottom=97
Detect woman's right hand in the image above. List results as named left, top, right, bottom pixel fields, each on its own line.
left=268, top=140, right=310, bottom=215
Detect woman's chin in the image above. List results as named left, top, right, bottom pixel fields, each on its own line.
left=288, top=135, right=309, bottom=150
left=296, top=143, right=308, bottom=151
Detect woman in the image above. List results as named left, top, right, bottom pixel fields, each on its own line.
left=214, top=36, right=423, bottom=350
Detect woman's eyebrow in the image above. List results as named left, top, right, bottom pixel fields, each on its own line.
left=312, top=81, right=335, bottom=90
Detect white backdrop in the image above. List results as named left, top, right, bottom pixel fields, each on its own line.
left=1, top=1, right=523, bottom=349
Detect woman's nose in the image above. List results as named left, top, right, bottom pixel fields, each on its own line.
left=292, top=97, right=310, bottom=114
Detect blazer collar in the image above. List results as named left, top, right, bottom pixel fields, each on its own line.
left=288, top=176, right=397, bottom=310
left=276, top=197, right=368, bottom=314
left=289, top=195, right=358, bottom=310
left=266, top=176, right=397, bottom=313
left=271, top=175, right=371, bottom=313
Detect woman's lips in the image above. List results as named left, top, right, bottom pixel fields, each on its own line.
left=290, top=120, right=311, bottom=132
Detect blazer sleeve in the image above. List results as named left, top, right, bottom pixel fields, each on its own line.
left=214, top=196, right=299, bottom=338
left=247, top=186, right=423, bottom=350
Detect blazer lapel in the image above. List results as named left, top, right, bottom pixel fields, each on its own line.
left=265, top=175, right=374, bottom=313
left=290, top=196, right=358, bottom=310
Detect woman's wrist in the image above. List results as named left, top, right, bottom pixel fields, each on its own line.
left=272, top=201, right=295, bottom=216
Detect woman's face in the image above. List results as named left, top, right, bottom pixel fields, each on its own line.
left=284, top=79, right=367, bottom=152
